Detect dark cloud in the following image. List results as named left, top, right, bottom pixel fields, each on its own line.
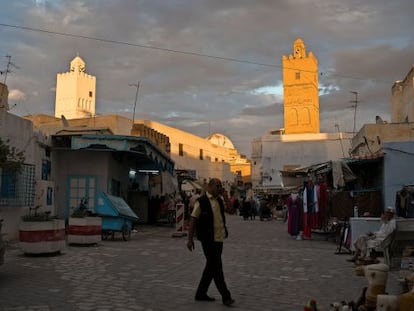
left=1, top=0, right=413, bottom=155
left=332, top=44, right=414, bottom=81
left=241, top=103, right=281, bottom=117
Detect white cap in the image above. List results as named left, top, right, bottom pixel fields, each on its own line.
left=385, top=206, right=395, bottom=213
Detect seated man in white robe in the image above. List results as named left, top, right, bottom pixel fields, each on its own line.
left=347, top=206, right=396, bottom=262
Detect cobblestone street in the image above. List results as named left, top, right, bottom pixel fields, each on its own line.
left=0, top=215, right=401, bottom=311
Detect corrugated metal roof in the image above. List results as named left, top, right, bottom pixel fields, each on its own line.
left=347, top=151, right=385, bottom=162
left=53, top=133, right=175, bottom=174
left=55, top=127, right=113, bottom=135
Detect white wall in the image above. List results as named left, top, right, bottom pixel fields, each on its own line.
left=383, top=141, right=414, bottom=208
left=53, top=150, right=111, bottom=218
left=391, top=68, right=414, bottom=123
left=0, top=110, right=38, bottom=240
left=252, top=132, right=352, bottom=187
left=136, top=119, right=239, bottom=186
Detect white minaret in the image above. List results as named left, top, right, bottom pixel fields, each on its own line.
left=55, top=55, right=96, bottom=119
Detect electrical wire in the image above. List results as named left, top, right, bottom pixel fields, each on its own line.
left=382, top=147, right=414, bottom=157
left=0, top=23, right=284, bottom=68
left=0, top=23, right=393, bottom=84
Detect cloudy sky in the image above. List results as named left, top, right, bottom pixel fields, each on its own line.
left=1, top=0, right=413, bottom=156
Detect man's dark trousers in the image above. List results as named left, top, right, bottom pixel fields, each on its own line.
left=196, top=241, right=231, bottom=300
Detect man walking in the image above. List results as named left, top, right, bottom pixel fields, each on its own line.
left=187, top=178, right=235, bottom=306
left=188, top=188, right=201, bottom=215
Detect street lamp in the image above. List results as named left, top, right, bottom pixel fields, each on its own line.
left=350, top=91, right=358, bottom=134
left=129, top=82, right=140, bottom=125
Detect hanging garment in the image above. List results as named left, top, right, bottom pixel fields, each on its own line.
left=303, top=182, right=320, bottom=231
left=396, top=188, right=414, bottom=218
left=407, top=191, right=414, bottom=218
left=318, top=181, right=329, bottom=228
left=395, top=188, right=409, bottom=218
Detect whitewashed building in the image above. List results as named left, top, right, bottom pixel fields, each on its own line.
left=251, top=130, right=353, bottom=189
left=0, top=82, right=51, bottom=240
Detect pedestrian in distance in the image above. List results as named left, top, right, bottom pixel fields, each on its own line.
left=232, top=197, right=240, bottom=216
left=249, top=198, right=257, bottom=220
left=187, top=178, right=235, bottom=307
left=241, top=197, right=251, bottom=220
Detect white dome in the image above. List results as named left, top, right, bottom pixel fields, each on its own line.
left=206, top=133, right=235, bottom=149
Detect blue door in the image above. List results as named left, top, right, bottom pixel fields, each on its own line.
left=66, top=175, right=97, bottom=219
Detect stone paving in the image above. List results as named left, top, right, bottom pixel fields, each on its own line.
left=0, top=215, right=403, bottom=311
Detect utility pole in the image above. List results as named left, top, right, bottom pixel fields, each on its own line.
left=0, top=55, right=13, bottom=109
left=335, top=123, right=345, bottom=157
left=129, top=82, right=140, bottom=126
left=350, top=91, right=359, bottom=134
left=0, top=55, right=12, bottom=84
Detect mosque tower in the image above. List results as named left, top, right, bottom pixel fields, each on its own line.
left=282, top=38, right=319, bottom=134
left=54, top=55, right=96, bottom=119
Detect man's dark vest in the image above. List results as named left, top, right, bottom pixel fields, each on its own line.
left=196, top=194, right=226, bottom=242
